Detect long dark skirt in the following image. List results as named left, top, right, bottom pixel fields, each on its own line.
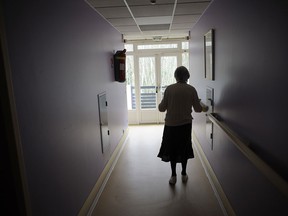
left=157, top=123, right=194, bottom=162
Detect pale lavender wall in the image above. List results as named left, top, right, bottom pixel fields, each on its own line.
left=190, top=0, right=288, bottom=215
left=3, top=0, right=128, bottom=215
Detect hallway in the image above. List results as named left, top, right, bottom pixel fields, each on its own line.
left=91, top=125, right=224, bottom=216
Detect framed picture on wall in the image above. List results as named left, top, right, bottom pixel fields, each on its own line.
left=204, top=29, right=215, bottom=80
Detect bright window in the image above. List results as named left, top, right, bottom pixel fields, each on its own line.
left=137, top=44, right=177, bottom=50
left=126, top=55, right=135, bottom=110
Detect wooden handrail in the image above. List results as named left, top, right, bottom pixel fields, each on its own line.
left=207, top=113, right=288, bottom=198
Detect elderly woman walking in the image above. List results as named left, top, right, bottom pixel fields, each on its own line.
left=157, top=66, right=208, bottom=185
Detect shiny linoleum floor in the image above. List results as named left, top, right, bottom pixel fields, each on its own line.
left=91, top=125, right=224, bottom=216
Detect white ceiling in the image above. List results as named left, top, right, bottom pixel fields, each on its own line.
left=85, top=0, right=212, bottom=41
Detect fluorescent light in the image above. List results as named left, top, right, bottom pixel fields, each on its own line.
left=135, top=16, right=172, bottom=25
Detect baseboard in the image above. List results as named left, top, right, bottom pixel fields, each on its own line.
left=192, top=130, right=236, bottom=216
left=78, top=127, right=130, bottom=216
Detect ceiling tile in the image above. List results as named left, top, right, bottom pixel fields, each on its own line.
left=95, top=7, right=131, bottom=18
left=178, top=0, right=211, bottom=3
left=107, top=18, right=136, bottom=26
left=115, top=26, right=140, bottom=32
left=173, top=15, right=200, bottom=23
left=135, top=16, right=172, bottom=25
left=130, top=5, right=174, bottom=17
left=175, top=2, right=210, bottom=15
left=141, top=29, right=170, bottom=35
left=171, top=23, right=194, bottom=30
left=126, top=0, right=175, bottom=6
left=86, top=0, right=125, bottom=7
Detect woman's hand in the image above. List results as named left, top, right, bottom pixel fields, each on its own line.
left=202, top=105, right=209, bottom=112
left=200, top=101, right=209, bottom=112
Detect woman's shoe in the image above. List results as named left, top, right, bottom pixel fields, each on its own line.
left=169, top=176, right=177, bottom=185
left=182, top=174, right=188, bottom=183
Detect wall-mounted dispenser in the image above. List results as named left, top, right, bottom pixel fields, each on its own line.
left=206, top=87, right=214, bottom=150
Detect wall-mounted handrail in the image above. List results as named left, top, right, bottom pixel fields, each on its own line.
left=208, top=113, right=288, bottom=198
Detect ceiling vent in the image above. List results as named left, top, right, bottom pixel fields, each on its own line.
left=152, top=36, right=162, bottom=41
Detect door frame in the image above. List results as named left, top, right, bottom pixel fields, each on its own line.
left=126, top=40, right=189, bottom=124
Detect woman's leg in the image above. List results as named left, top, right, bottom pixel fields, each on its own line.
left=181, top=160, right=188, bottom=182
left=169, top=161, right=177, bottom=185
left=170, top=161, right=177, bottom=176
left=181, top=160, right=187, bottom=176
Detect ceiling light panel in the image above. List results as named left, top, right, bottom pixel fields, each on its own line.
left=135, top=16, right=172, bottom=25
left=139, top=24, right=170, bottom=31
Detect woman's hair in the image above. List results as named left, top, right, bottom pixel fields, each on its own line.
left=174, top=66, right=190, bottom=82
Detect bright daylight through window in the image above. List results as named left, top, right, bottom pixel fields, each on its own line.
left=125, top=41, right=189, bottom=116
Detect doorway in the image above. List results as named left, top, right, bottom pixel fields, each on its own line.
left=125, top=41, right=189, bottom=124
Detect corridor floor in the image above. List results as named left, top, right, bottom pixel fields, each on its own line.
left=91, top=125, right=224, bottom=216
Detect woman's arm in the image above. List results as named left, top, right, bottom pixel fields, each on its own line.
left=158, top=90, right=168, bottom=112
left=192, top=91, right=203, bottom=113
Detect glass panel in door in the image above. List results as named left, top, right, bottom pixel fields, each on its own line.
left=160, top=56, right=177, bottom=97
left=139, top=57, right=156, bottom=109
left=158, top=55, right=178, bottom=123
left=126, top=55, right=135, bottom=110
left=139, top=57, right=158, bottom=123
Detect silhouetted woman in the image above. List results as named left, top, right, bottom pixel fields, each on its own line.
left=157, top=66, right=207, bottom=185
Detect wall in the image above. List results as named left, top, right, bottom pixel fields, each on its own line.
left=2, top=0, right=128, bottom=215
left=190, top=0, right=288, bottom=215
left=0, top=40, right=23, bottom=214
